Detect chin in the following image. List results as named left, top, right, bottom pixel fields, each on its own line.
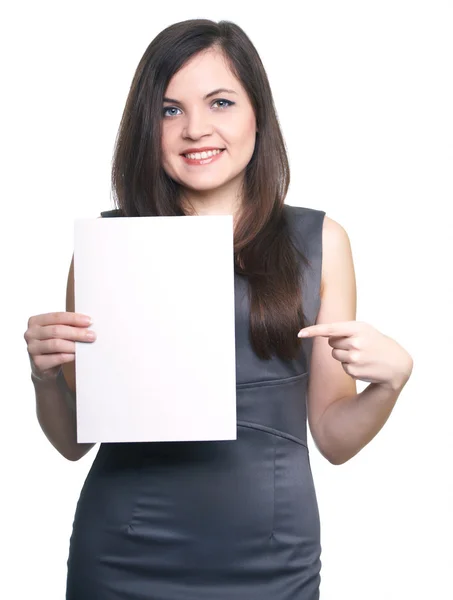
left=178, top=176, right=232, bottom=192
left=184, top=184, right=225, bottom=194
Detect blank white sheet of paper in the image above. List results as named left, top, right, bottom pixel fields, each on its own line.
left=74, top=214, right=237, bottom=443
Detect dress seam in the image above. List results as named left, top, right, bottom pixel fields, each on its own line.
left=236, top=371, right=308, bottom=390
left=237, top=420, right=308, bottom=449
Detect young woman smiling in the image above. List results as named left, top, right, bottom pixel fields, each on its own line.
left=25, top=18, right=413, bottom=600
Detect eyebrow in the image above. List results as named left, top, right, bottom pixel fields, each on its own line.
left=163, top=88, right=237, bottom=104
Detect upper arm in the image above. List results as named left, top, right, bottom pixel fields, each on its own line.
left=306, top=215, right=358, bottom=449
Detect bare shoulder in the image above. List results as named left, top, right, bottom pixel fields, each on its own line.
left=319, top=215, right=352, bottom=298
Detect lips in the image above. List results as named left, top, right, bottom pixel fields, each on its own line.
left=181, top=147, right=225, bottom=155
left=181, top=149, right=225, bottom=166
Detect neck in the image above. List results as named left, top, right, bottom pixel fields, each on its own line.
left=180, top=179, right=244, bottom=220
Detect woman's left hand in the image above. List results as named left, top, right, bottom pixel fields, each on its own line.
left=298, top=321, right=413, bottom=391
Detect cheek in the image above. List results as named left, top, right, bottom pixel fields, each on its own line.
left=160, top=149, right=170, bottom=174
left=233, top=115, right=257, bottom=149
left=161, top=133, right=175, bottom=172
left=239, top=120, right=257, bottom=160
left=161, top=125, right=176, bottom=154
left=161, top=134, right=170, bottom=158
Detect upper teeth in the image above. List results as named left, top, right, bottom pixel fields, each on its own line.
left=185, top=149, right=222, bottom=159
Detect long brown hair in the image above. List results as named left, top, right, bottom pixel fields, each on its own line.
left=111, top=19, right=311, bottom=362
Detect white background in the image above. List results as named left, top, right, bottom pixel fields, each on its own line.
left=2, top=1, right=452, bottom=598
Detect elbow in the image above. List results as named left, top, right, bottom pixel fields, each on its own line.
left=62, top=450, right=83, bottom=462
left=61, top=443, right=95, bottom=462
left=324, top=446, right=362, bottom=465
left=312, top=423, right=358, bottom=466
left=56, top=445, right=83, bottom=462
left=312, top=432, right=348, bottom=466
left=316, top=445, right=346, bottom=466
left=326, top=453, right=349, bottom=466
left=317, top=441, right=353, bottom=466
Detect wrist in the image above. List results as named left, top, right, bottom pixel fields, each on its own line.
left=31, top=367, right=62, bottom=387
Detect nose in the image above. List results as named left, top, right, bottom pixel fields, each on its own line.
left=182, top=107, right=214, bottom=140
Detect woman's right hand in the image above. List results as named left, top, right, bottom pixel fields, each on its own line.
left=24, top=312, right=96, bottom=381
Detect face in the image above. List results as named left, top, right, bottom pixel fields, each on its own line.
left=161, top=47, right=257, bottom=207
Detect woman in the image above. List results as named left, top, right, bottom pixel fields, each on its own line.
left=25, top=19, right=413, bottom=600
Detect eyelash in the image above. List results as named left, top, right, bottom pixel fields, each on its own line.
left=162, top=99, right=235, bottom=118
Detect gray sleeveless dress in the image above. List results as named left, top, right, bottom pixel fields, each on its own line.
left=66, top=203, right=326, bottom=599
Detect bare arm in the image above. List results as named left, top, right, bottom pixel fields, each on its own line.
left=316, top=373, right=412, bottom=465
left=33, top=366, right=95, bottom=461
left=307, top=217, right=413, bottom=464
left=29, top=254, right=96, bottom=461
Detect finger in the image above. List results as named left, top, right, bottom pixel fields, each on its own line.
left=29, top=338, right=77, bottom=356
left=331, top=348, right=351, bottom=363
left=297, top=326, right=332, bottom=338
left=28, top=326, right=96, bottom=356
left=327, top=336, right=351, bottom=350
left=298, top=321, right=357, bottom=338
left=29, top=312, right=92, bottom=328
left=34, top=323, right=96, bottom=342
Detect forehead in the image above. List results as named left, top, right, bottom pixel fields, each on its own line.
left=165, top=49, right=243, bottom=96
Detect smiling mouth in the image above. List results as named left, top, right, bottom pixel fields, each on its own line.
left=181, top=149, right=226, bottom=166
left=182, top=149, right=225, bottom=159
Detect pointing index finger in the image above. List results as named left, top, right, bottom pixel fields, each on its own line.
left=297, top=321, right=355, bottom=338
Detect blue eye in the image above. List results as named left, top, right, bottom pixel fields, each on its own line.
left=162, top=99, right=234, bottom=118
left=163, top=106, right=182, bottom=117
left=212, top=99, right=234, bottom=109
